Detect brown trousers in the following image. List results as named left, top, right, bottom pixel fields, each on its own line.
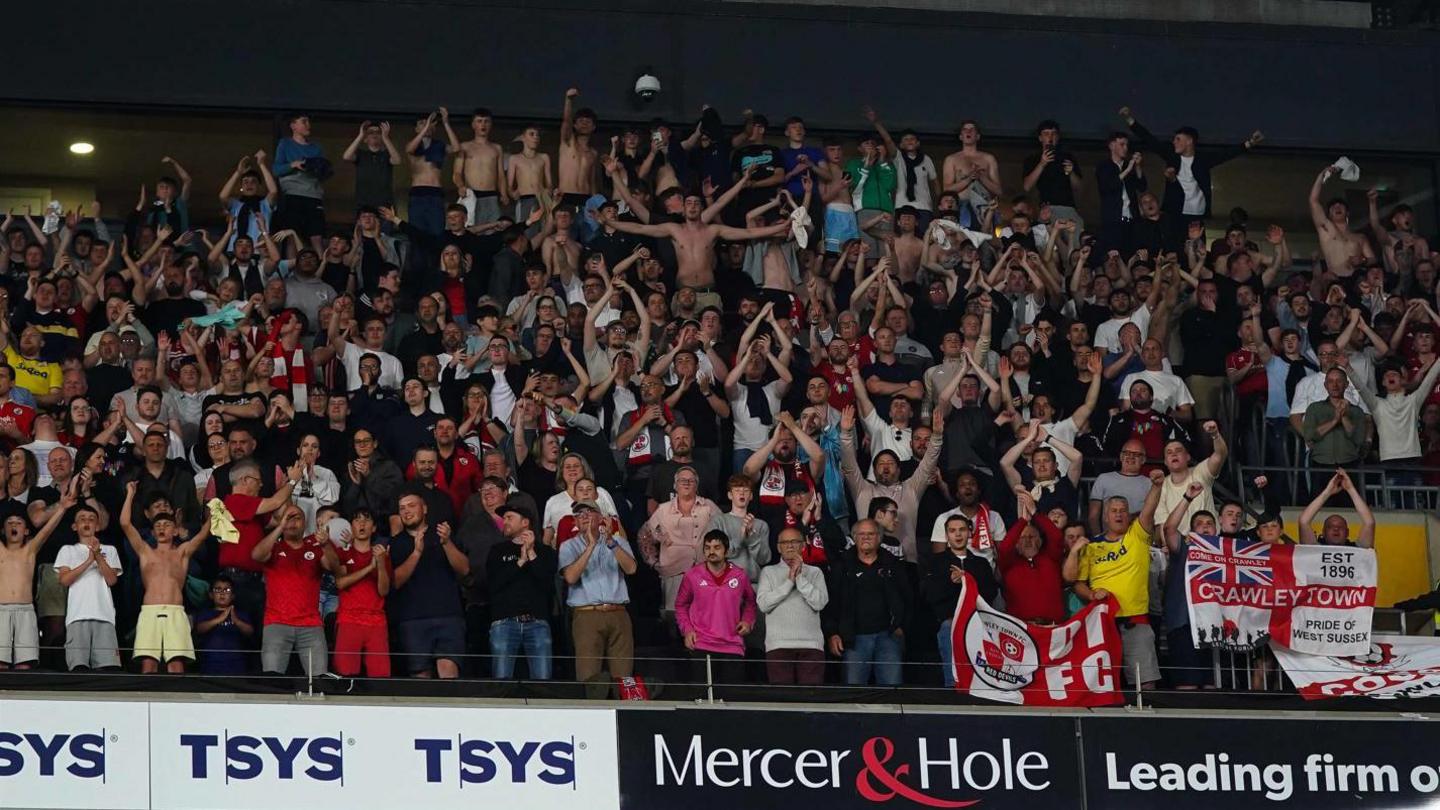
left=571, top=608, right=634, bottom=681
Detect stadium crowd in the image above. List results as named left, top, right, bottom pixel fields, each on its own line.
left=0, top=92, right=1422, bottom=691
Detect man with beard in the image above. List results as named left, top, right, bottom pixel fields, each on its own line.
left=939, top=353, right=1004, bottom=474
left=929, top=469, right=1006, bottom=565
left=207, top=231, right=274, bottom=300
left=277, top=248, right=335, bottom=331
left=742, top=412, right=826, bottom=545
left=616, top=373, right=682, bottom=509
left=140, top=263, right=206, bottom=336
left=660, top=348, right=727, bottom=489
left=1101, top=379, right=1191, bottom=466
left=394, top=446, right=455, bottom=536
left=839, top=401, right=946, bottom=564
left=389, top=493, right=468, bottom=678
left=250, top=504, right=338, bottom=676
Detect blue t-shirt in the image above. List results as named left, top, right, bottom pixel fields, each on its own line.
left=412, top=138, right=447, bottom=167
left=780, top=146, right=825, bottom=199
left=195, top=607, right=252, bottom=675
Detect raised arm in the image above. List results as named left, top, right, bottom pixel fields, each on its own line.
left=1297, top=473, right=1340, bottom=544
left=1335, top=468, right=1375, bottom=549
left=1310, top=167, right=1336, bottom=234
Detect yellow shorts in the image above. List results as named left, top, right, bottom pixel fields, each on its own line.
left=135, top=604, right=195, bottom=662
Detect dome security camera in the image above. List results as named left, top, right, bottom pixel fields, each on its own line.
left=634, top=72, right=661, bottom=102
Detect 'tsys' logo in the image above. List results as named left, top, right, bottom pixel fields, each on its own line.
left=414, top=738, right=575, bottom=785
left=0, top=732, right=106, bottom=778
left=180, top=734, right=343, bottom=781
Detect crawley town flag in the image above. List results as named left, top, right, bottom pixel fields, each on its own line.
left=1184, top=534, right=1376, bottom=656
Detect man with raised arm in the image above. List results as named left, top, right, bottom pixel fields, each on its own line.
left=454, top=108, right=509, bottom=225
left=606, top=191, right=792, bottom=293
left=0, top=494, right=70, bottom=669
left=120, top=481, right=210, bottom=673
left=1064, top=469, right=1165, bottom=689
left=557, top=88, right=599, bottom=210
left=1297, top=469, right=1375, bottom=549
left=1309, top=164, right=1376, bottom=277
left=405, top=107, right=461, bottom=237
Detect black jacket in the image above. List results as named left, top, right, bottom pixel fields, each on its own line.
left=822, top=547, right=913, bottom=644
left=1129, top=119, right=1253, bottom=219
left=1095, top=157, right=1147, bottom=226
left=921, top=550, right=999, bottom=622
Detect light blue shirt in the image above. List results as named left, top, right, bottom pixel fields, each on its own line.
left=558, top=535, right=632, bottom=607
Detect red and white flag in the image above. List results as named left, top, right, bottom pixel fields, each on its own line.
left=1185, top=535, right=1376, bottom=656
left=1275, top=638, right=1440, bottom=699
left=950, top=572, right=1124, bottom=707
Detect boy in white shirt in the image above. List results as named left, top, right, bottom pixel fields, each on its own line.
left=53, top=504, right=122, bottom=670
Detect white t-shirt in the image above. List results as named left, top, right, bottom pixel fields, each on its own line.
left=1039, top=417, right=1079, bottom=478
left=1093, top=303, right=1153, bottom=353
left=54, top=543, right=121, bottom=625
left=729, top=381, right=784, bottom=452
left=340, top=342, right=404, bottom=391
left=892, top=153, right=938, bottom=211
left=1289, top=371, right=1370, bottom=416
left=542, top=488, right=619, bottom=531
left=1178, top=155, right=1206, bottom=215
left=1153, top=464, right=1217, bottom=535
left=861, top=411, right=913, bottom=463
left=20, top=440, right=70, bottom=487
left=488, top=367, right=518, bottom=424
left=1119, top=370, right=1195, bottom=415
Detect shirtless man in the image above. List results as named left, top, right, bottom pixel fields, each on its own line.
left=541, top=206, right=581, bottom=280
left=0, top=494, right=71, bottom=669
left=1368, top=188, right=1431, bottom=276
left=1310, top=165, right=1375, bottom=278
left=815, top=140, right=859, bottom=254
left=606, top=188, right=789, bottom=293
left=120, top=481, right=211, bottom=672
left=943, top=121, right=1002, bottom=227
left=558, top=88, right=598, bottom=209
left=454, top=107, right=509, bottom=225
left=889, top=207, right=925, bottom=282
left=508, top=125, right=553, bottom=228
left=406, top=107, right=461, bottom=236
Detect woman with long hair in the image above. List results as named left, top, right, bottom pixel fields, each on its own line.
left=191, top=432, right=231, bottom=503
left=458, top=382, right=506, bottom=457
left=292, top=433, right=340, bottom=533
left=541, top=453, right=621, bottom=547
left=58, top=396, right=100, bottom=448
left=245, top=353, right=276, bottom=399
left=5, top=448, right=38, bottom=502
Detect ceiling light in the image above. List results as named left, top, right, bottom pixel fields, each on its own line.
left=69, top=142, right=94, bottom=155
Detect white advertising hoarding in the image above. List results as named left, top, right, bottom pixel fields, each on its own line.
left=1, top=699, right=618, bottom=810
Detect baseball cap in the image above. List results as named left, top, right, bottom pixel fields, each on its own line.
left=572, top=499, right=600, bottom=513
left=496, top=501, right=535, bottom=526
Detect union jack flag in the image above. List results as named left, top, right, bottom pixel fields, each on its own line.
left=1186, top=534, right=1273, bottom=586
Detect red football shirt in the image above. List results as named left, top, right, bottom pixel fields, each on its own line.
left=262, top=536, right=326, bottom=627
left=0, top=401, right=36, bottom=440
left=219, top=493, right=265, bottom=572
left=336, top=545, right=390, bottom=627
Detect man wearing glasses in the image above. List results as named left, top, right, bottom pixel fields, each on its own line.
left=219, top=458, right=305, bottom=628
left=1087, top=440, right=1155, bottom=535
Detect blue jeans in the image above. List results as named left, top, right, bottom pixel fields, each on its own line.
left=489, top=617, right=553, bottom=680
left=937, top=620, right=955, bottom=687
left=843, top=631, right=903, bottom=686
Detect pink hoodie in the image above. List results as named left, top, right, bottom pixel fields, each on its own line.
left=675, top=562, right=757, bottom=656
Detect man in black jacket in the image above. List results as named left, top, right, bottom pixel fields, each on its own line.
left=1095, top=132, right=1146, bottom=259
left=823, top=519, right=913, bottom=686
left=922, top=514, right=1000, bottom=686
left=486, top=502, right=557, bottom=680
left=1122, top=106, right=1263, bottom=247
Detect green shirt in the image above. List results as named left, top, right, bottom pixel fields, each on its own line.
left=844, top=157, right=896, bottom=213
left=1301, top=399, right=1370, bottom=465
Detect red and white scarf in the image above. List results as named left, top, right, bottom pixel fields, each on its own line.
left=625, top=406, right=673, bottom=466
left=270, top=341, right=312, bottom=412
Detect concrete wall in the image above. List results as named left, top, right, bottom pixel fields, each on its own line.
left=2, top=0, right=1437, bottom=153
left=721, top=0, right=1374, bottom=28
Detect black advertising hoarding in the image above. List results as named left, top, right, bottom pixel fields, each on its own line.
left=618, top=708, right=1081, bottom=810
left=1083, top=715, right=1440, bottom=809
